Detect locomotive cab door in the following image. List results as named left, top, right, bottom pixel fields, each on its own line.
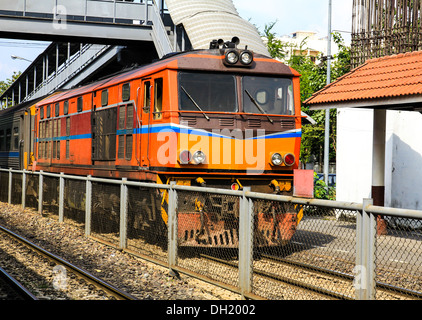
left=140, top=78, right=151, bottom=167
left=140, top=76, right=164, bottom=168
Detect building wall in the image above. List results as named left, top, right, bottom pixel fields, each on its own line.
left=337, top=108, right=422, bottom=210
left=336, top=108, right=373, bottom=203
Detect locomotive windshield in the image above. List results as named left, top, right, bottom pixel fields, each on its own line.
left=179, top=72, right=238, bottom=112
left=242, top=77, right=294, bottom=115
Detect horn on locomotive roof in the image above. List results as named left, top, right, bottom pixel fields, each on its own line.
left=209, top=37, right=241, bottom=49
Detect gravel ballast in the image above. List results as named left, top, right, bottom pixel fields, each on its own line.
left=0, top=202, right=240, bottom=300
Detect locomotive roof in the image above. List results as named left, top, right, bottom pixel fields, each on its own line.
left=36, top=48, right=296, bottom=107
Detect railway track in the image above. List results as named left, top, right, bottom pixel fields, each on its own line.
left=0, top=225, right=138, bottom=300
left=0, top=266, right=38, bottom=300
left=199, top=251, right=422, bottom=300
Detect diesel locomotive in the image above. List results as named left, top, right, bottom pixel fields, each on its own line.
left=0, top=38, right=305, bottom=247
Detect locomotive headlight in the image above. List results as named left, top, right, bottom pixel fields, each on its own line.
left=192, top=151, right=206, bottom=165
left=271, top=153, right=283, bottom=166
left=179, top=150, right=192, bottom=164
left=283, top=153, right=296, bottom=166
left=225, top=50, right=239, bottom=64
left=240, top=50, right=253, bottom=65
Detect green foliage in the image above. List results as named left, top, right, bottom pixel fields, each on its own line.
left=313, top=172, right=336, bottom=200
left=0, top=71, right=21, bottom=108
left=261, top=22, right=352, bottom=166
left=262, top=21, right=292, bottom=61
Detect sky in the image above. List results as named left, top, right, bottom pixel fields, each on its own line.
left=0, top=0, right=353, bottom=83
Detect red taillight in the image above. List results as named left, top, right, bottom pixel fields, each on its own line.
left=179, top=150, right=192, bottom=164
left=284, top=153, right=296, bottom=166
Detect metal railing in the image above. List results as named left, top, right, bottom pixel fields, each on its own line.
left=1, top=167, right=421, bottom=300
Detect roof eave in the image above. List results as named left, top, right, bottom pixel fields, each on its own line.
left=308, top=94, right=422, bottom=111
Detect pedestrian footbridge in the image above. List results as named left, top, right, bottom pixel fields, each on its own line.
left=0, top=0, right=268, bottom=108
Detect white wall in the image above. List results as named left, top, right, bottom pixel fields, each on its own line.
left=337, top=108, right=422, bottom=211
left=336, top=108, right=373, bottom=203
left=385, top=111, right=422, bottom=210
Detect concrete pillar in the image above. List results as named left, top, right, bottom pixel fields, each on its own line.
left=372, top=109, right=387, bottom=235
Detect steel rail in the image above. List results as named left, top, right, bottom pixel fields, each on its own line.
left=0, top=225, right=138, bottom=300
left=261, top=253, right=422, bottom=300
left=0, top=266, right=38, bottom=300
left=199, top=253, right=349, bottom=300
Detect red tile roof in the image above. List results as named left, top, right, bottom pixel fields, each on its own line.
left=304, top=51, right=422, bottom=107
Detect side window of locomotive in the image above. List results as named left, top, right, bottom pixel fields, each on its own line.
left=13, top=127, right=19, bottom=150
left=46, top=105, right=51, bottom=118
left=77, top=96, right=83, bottom=112
left=101, top=89, right=108, bottom=107
left=55, top=103, right=60, bottom=117
left=64, top=100, right=69, bottom=115
left=143, top=81, right=151, bottom=113
left=122, top=83, right=130, bottom=102
left=0, top=130, right=4, bottom=151
left=6, top=129, right=11, bottom=151
left=40, top=106, right=44, bottom=120
left=153, top=78, right=163, bottom=120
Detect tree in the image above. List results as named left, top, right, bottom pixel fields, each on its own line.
left=0, top=71, right=22, bottom=108
left=261, top=22, right=352, bottom=167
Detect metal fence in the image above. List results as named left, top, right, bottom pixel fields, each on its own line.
left=1, top=167, right=422, bottom=300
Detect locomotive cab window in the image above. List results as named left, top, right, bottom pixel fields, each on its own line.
left=179, top=72, right=237, bottom=112
left=242, top=77, right=294, bottom=115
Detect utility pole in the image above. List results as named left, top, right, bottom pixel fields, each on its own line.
left=324, top=0, right=332, bottom=187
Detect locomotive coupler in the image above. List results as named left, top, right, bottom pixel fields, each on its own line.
left=269, top=179, right=281, bottom=194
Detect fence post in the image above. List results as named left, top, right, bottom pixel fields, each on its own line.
left=85, top=175, right=92, bottom=237
left=355, top=198, right=376, bottom=300
left=239, top=187, right=253, bottom=299
left=38, top=171, right=44, bottom=214
left=22, top=169, right=26, bottom=208
left=120, top=178, right=128, bottom=249
left=167, top=181, right=178, bottom=270
left=8, top=168, right=12, bottom=204
left=58, top=172, right=64, bottom=222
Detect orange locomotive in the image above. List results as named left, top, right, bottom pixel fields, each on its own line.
left=29, top=38, right=304, bottom=247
